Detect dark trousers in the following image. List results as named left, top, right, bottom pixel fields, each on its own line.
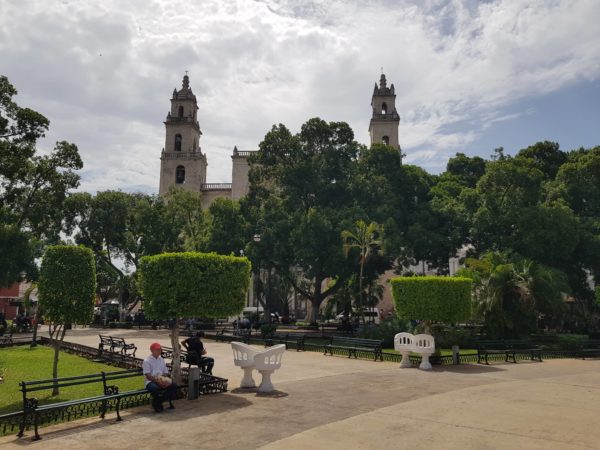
left=187, top=352, right=214, bottom=374
left=146, top=381, right=178, bottom=407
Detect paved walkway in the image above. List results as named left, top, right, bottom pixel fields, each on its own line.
left=1, top=328, right=599, bottom=449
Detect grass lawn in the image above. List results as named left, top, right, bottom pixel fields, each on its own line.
left=0, top=345, right=144, bottom=415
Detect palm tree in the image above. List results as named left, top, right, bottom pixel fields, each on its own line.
left=460, top=252, right=568, bottom=338
left=341, top=220, right=382, bottom=324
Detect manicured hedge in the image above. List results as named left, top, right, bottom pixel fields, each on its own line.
left=138, top=252, right=251, bottom=319
left=390, top=276, right=472, bottom=323
left=38, top=245, right=96, bottom=324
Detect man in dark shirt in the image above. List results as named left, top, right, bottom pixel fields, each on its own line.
left=182, top=331, right=214, bottom=374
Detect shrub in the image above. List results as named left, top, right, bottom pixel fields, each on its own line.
left=430, top=324, right=478, bottom=349
left=139, top=252, right=251, bottom=382
left=358, top=317, right=410, bottom=347
left=557, top=334, right=588, bottom=350
left=139, top=252, right=251, bottom=319
left=391, top=276, right=472, bottom=323
left=260, top=324, right=278, bottom=338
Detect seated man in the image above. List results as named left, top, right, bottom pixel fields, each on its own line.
left=182, top=331, right=214, bottom=374
left=143, top=342, right=178, bottom=412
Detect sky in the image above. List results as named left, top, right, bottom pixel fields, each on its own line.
left=1, top=0, right=599, bottom=194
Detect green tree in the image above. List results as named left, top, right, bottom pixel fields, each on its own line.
left=0, top=76, right=82, bottom=286
left=342, top=220, right=382, bottom=323
left=458, top=252, right=569, bottom=338
left=38, top=245, right=96, bottom=394
left=205, top=198, right=247, bottom=255
left=64, top=188, right=206, bottom=316
left=138, top=252, right=251, bottom=382
left=390, top=276, right=472, bottom=332
left=247, top=118, right=360, bottom=322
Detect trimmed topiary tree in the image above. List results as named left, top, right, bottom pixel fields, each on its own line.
left=390, top=276, right=472, bottom=331
left=138, top=252, right=251, bottom=382
left=38, top=245, right=96, bottom=394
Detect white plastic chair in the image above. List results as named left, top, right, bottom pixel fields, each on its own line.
left=413, top=334, right=436, bottom=370
left=253, top=344, right=285, bottom=393
left=394, top=332, right=415, bottom=368
left=231, top=342, right=262, bottom=388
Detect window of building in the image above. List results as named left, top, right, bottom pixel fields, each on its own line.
left=176, top=165, right=185, bottom=184
left=178, top=106, right=184, bottom=117
left=175, top=134, right=182, bottom=152
left=381, top=102, right=387, bottom=114
left=382, top=135, right=389, bottom=145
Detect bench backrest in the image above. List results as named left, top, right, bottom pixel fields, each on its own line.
left=254, top=344, right=285, bottom=370
left=331, top=337, right=383, bottom=348
left=477, top=340, right=533, bottom=349
left=413, top=334, right=435, bottom=351
left=394, top=332, right=415, bottom=352
left=231, top=341, right=261, bottom=368
left=99, top=335, right=112, bottom=345
left=20, top=368, right=142, bottom=400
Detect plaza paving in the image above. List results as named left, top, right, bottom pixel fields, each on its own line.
left=1, top=328, right=600, bottom=449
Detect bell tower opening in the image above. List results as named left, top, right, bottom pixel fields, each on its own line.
left=175, top=165, right=185, bottom=184
left=178, top=105, right=184, bottom=117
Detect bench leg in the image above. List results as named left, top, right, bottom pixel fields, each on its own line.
left=240, top=367, right=256, bottom=388
left=419, top=354, right=432, bottom=370
left=257, top=370, right=275, bottom=393
left=33, top=413, right=41, bottom=440
left=399, top=351, right=411, bottom=368
left=115, top=398, right=122, bottom=421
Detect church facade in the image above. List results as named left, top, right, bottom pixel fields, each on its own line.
left=158, top=73, right=400, bottom=207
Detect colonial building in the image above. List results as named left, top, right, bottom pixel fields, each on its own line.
left=158, top=73, right=400, bottom=206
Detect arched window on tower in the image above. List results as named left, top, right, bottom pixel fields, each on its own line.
left=175, top=134, right=182, bottom=152
left=176, top=165, right=185, bottom=184
left=381, top=102, right=388, bottom=114
left=178, top=106, right=184, bottom=117
left=382, top=136, right=389, bottom=145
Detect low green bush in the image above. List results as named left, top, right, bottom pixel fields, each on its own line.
left=358, top=317, right=410, bottom=348
left=557, top=334, right=588, bottom=350
left=108, top=322, right=133, bottom=329
left=430, top=325, right=477, bottom=349
left=260, top=324, right=278, bottom=338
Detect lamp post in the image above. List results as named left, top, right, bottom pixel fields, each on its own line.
left=253, top=233, right=261, bottom=318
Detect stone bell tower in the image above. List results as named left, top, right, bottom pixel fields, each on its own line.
left=368, top=73, right=401, bottom=156
left=159, top=74, right=207, bottom=195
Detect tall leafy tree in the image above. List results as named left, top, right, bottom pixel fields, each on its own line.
left=247, top=118, right=360, bottom=322
left=38, top=245, right=96, bottom=394
left=0, top=76, right=82, bottom=286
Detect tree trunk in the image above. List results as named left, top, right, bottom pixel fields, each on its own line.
left=50, top=324, right=66, bottom=396
left=170, top=317, right=182, bottom=385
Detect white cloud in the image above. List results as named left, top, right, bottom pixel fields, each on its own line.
left=1, top=0, right=599, bottom=190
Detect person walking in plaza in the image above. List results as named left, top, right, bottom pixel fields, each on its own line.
left=182, top=331, right=214, bottom=375
left=143, top=342, right=178, bottom=412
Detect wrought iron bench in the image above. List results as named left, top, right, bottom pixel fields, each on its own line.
left=161, top=346, right=188, bottom=364
left=324, top=336, right=384, bottom=361
left=215, top=328, right=227, bottom=342
left=476, top=340, right=542, bottom=364
left=233, top=328, right=251, bottom=344
left=18, top=369, right=146, bottom=440
left=109, top=336, right=137, bottom=357
left=98, top=334, right=112, bottom=355
left=264, top=332, right=307, bottom=351
left=1, top=331, right=13, bottom=345
left=578, top=340, right=600, bottom=359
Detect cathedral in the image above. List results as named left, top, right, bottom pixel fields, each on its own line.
left=159, top=73, right=401, bottom=206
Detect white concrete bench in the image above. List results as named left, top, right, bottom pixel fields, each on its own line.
left=394, top=332, right=415, bottom=368
left=231, top=341, right=262, bottom=388
left=413, top=334, right=436, bottom=370
left=254, top=344, right=285, bottom=393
